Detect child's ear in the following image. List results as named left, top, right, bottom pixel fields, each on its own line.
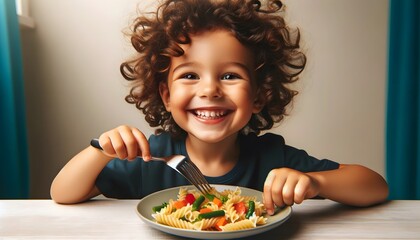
left=159, top=82, right=171, bottom=112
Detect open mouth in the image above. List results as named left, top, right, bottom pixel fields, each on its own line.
left=192, top=109, right=230, bottom=120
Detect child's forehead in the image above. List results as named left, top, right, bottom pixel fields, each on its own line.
left=177, top=29, right=254, bottom=63
left=188, top=29, right=236, bottom=42
left=165, top=29, right=256, bottom=78
left=182, top=29, right=249, bottom=52
left=185, top=27, right=234, bottom=40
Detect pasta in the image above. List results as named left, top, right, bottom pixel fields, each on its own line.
left=151, top=187, right=267, bottom=231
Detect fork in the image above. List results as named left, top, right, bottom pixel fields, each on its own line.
left=90, top=138, right=213, bottom=196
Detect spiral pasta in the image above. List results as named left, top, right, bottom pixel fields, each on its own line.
left=219, top=219, right=256, bottom=231
left=152, top=213, right=194, bottom=229
left=151, top=187, right=268, bottom=231
left=177, top=188, right=188, bottom=201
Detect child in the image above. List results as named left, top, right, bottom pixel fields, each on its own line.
left=50, top=0, right=388, bottom=214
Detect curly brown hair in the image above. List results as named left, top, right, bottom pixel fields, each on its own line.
left=122, top=0, right=306, bottom=138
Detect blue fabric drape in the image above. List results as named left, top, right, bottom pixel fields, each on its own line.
left=386, top=0, right=420, bottom=199
left=0, top=0, right=29, bottom=198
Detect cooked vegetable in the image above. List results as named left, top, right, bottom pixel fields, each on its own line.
left=205, top=193, right=215, bottom=201
left=233, top=201, right=246, bottom=215
left=245, top=201, right=255, bottom=219
left=199, top=207, right=213, bottom=214
left=197, top=210, right=225, bottom=220
left=192, top=195, right=205, bottom=211
left=206, top=193, right=228, bottom=203
left=173, top=200, right=187, bottom=209
left=152, top=202, right=168, bottom=213
left=185, top=193, right=196, bottom=205
left=220, top=195, right=229, bottom=203
left=212, top=197, right=223, bottom=207
left=215, top=217, right=228, bottom=231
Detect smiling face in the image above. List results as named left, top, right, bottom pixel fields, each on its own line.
left=159, top=29, right=262, bottom=144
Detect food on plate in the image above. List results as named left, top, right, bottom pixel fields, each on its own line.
left=151, top=187, right=267, bottom=231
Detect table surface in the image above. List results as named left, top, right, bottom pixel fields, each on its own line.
left=1, top=199, right=419, bottom=239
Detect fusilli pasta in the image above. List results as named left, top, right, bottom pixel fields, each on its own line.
left=151, top=187, right=267, bottom=231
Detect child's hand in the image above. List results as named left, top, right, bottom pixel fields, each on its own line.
left=263, top=168, right=320, bottom=215
left=96, top=125, right=151, bottom=161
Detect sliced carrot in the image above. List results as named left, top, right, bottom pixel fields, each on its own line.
left=173, top=200, right=187, bottom=209
left=212, top=197, right=223, bottom=207
left=199, top=207, right=213, bottom=214
left=215, top=217, right=228, bottom=231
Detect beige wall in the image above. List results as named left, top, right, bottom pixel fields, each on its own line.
left=20, top=0, right=388, bottom=198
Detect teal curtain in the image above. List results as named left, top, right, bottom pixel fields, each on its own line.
left=0, top=0, right=29, bottom=198
left=386, top=0, right=420, bottom=199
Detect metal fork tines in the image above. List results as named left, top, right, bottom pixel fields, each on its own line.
left=89, top=139, right=212, bottom=195
left=176, top=158, right=213, bottom=196
left=161, top=155, right=212, bottom=195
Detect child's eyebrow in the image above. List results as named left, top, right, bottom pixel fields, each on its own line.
left=221, top=62, right=255, bottom=77
left=172, top=62, right=197, bottom=73
left=172, top=61, right=253, bottom=74
left=226, top=62, right=253, bottom=72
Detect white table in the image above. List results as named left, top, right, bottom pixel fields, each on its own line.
left=1, top=199, right=419, bottom=239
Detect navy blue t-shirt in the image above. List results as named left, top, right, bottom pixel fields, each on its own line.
left=96, top=132, right=339, bottom=199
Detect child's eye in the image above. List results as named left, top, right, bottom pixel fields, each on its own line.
left=181, top=73, right=199, bottom=80
left=221, top=73, right=241, bottom=80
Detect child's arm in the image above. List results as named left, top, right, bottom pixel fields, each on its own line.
left=50, top=125, right=151, bottom=204
left=263, top=164, right=389, bottom=215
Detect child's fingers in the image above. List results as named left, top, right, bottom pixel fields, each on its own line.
left=119, top=127, right=140, bottom=160
left=270, top=171, right=289, bottom=208
left=131, top=128, right=151, bottom=161
left=99, top=133, right=125, bottom=159
left=281, top=177, right=299, bottom=206
left=97, top=125, right=150, bottom=161
left=98, top=135, right=117, bottom=157
left=263, top=170, right=278, bottom=215
left=108, top=130, right=129, bottom=160
left=294, top=176, right=311, bottom=204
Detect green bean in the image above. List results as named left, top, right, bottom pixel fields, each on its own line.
left=205, top=193, right=215, bottom=201
left=197, top=210, right=225, bottom=220
left=245, top=201, right=255, bottom=219
left=192, top=195, right=205, bottom=211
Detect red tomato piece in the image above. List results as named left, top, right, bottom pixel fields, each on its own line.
left=233, top=202, right=246, bottom=215
left=185, top=193, right=196, bottom=205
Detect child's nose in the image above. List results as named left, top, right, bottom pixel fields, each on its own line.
left=197, top=78, right=222, bottom=99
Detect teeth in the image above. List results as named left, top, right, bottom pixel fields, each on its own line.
left=194, top=110, right=227, bottom=119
